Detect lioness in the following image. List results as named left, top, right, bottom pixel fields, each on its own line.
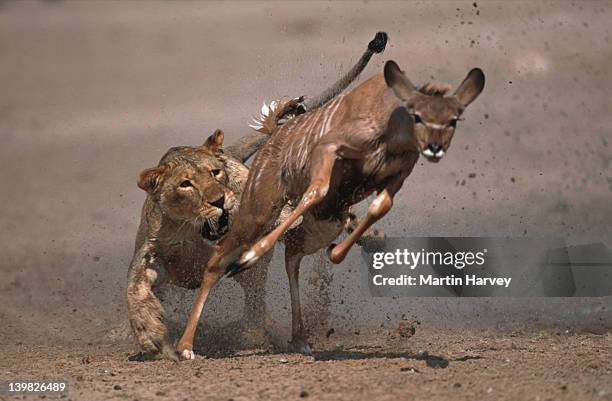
left=127, top=33, right=388, bottom=360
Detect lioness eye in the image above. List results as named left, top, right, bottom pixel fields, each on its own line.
left=211, top=169, right=222, bottom=177
left=413, top=114, right=423, bottom=124
left=179, top=180, right=192, bottom=188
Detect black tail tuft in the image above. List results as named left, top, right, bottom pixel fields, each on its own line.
left=368, top=31, right=388, bottom=53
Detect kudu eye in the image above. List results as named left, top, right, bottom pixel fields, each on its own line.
left=211, top=169, right=222, bottom=178
left=179, top=180, right=193, bottom=188
left=412, top=114, right=423, bottom=124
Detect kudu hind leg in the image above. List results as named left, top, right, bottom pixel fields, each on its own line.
left=239, top=144, right=338, bottom=268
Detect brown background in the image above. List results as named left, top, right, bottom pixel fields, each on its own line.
left=1, top=1, right=611, bottom=346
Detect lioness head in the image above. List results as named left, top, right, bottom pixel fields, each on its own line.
left=137, top=129, right=237, bottom=240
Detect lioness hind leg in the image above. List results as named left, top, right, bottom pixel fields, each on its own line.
left=126, top=252, right=178, bottom=361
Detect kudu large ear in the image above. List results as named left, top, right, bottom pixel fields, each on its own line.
left=453, top=68, right=485, bottom=107
left=203, top=129, right=224, bottom=152
left=137, top=165, right=167, bottom=193
left=384, top=60, right=417, bottom=101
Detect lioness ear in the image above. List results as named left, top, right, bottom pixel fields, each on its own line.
left=384, top=60, right=416, bottom=101
left=453, top=68, right=485, bottom=107
left=137, top=165, right=167, bottom=192
left=203, top=129, right=224, bottom=152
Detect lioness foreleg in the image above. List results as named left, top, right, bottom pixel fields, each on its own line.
left=126, top=249, right=177, bottom=361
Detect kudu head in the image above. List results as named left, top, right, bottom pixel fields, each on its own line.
left=384, top=60, right=485, bottom=163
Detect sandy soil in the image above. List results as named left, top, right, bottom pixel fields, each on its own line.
left=0, top=1, right=611, bottom=400
left=2, top=329, right=611, bottom=401
left=1, top=1, right=611, bottom=339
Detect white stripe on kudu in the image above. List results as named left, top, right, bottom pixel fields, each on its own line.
left=320, top=95, right=344, bottom=140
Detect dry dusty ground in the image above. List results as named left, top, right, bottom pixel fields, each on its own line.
left=2, top=329, right=611, bottom=401
left=0, top=1, right=611, bottom=400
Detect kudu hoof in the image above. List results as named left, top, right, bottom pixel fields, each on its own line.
left=178, top=349, right=195, bottom=361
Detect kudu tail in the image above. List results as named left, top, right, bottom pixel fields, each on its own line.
left=225, top=97, right=304, bottom=163
left=247, top=96, right=305, bottom=134
left=302, top=31, right=388, bottom=110
left=246, top=31, right=388, bottom=136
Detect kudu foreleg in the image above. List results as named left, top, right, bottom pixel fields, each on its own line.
left=175, top=243, right=243, bottom=360
left=239, top=144, right=338, bottom=268
left=328, top=189, right=393, bottom=264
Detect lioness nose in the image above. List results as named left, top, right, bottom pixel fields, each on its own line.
left=427, top=143, right=442, bottom=154
left=210, top=194, right=225, bottom=209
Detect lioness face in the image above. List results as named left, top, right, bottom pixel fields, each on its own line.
left=138, top=129, right=236, bottom=241
left=160, top=162, right=236, bottom=240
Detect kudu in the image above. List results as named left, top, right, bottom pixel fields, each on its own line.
left=176, top=57, right=485, bottom=359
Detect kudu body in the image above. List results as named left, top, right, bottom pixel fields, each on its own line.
left=177, top=58, right=485, bottom=359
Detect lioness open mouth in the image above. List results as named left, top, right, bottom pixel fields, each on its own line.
left=200, top=209, right=230, bottom=241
